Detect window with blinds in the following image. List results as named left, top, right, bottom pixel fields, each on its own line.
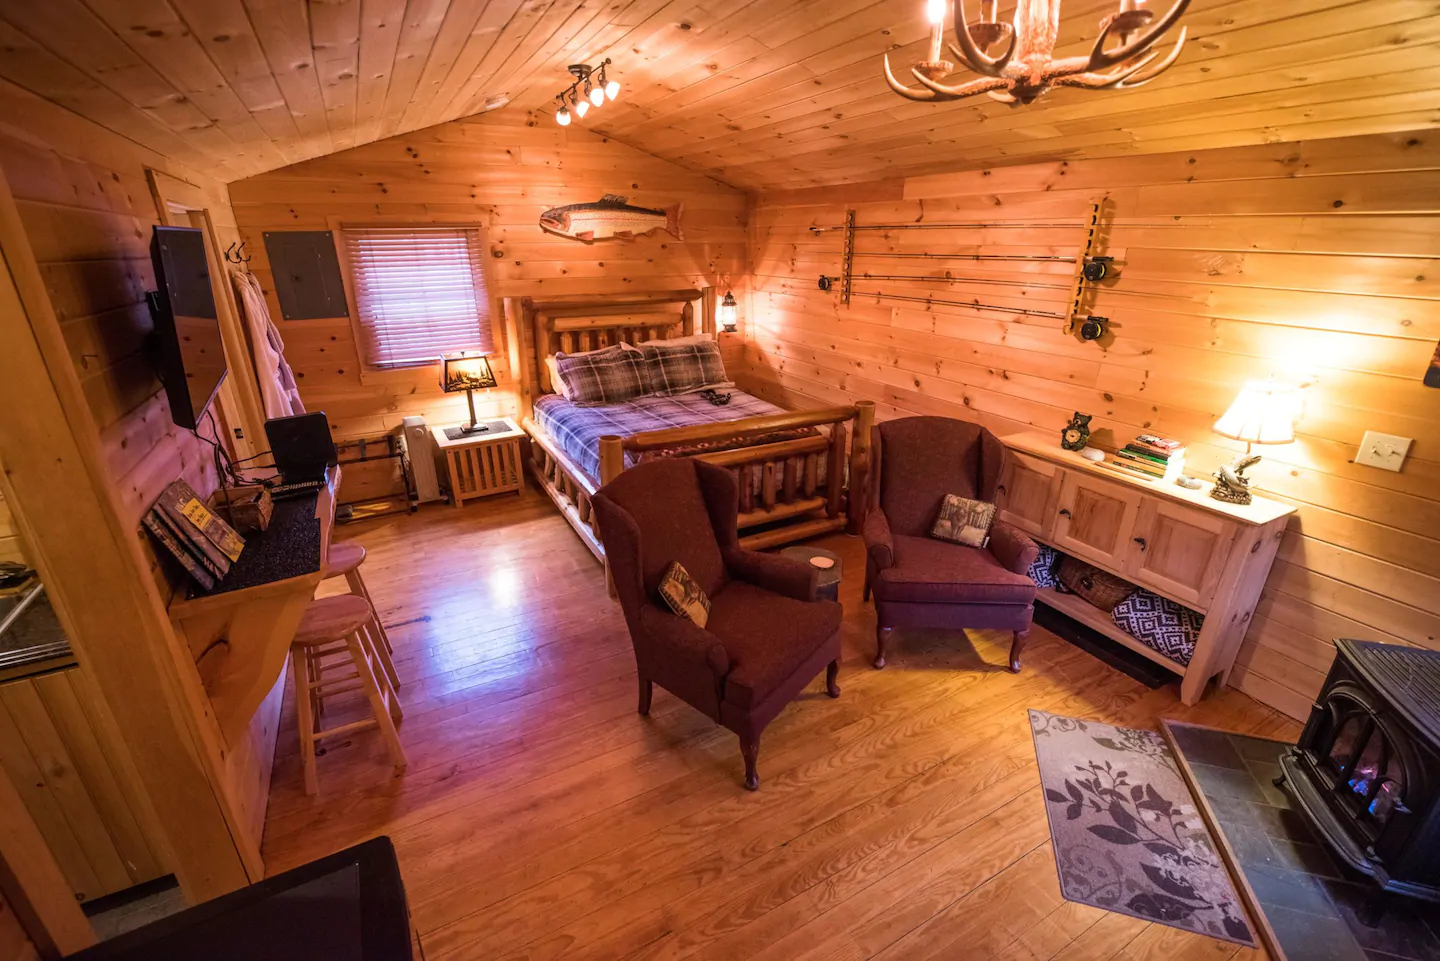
left=342, top=226, right=494, bottom=369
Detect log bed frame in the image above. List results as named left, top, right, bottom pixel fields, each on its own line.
left=502, top=288, right=875, bottom=565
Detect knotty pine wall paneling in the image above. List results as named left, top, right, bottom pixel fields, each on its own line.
left=228, top=109, right=749, bottom=440
left=737, top=131, right=1439, bottom=720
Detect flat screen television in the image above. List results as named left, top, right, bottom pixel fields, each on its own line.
left=147, top=226, right=228, bottom=430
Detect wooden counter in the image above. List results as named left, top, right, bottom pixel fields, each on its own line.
left=168, top=468, right=339, bottom=747
left=999, top=432, right=1296, bottom=705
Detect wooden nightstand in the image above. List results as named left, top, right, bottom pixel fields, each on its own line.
left=431, top=417, right=525, bottom=507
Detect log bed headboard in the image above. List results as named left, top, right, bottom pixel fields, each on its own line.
left=507, top=288, right=712, bottom=399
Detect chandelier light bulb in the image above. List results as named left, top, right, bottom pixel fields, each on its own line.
left=925, top=0, right=946, bottom=25
left=589, top=84, right=606, bottom=106
left=604, top=78, right=620, bottom=100
left=556, top=106, right=571, bottom=126
left=575, top=98, right=590, bottom=118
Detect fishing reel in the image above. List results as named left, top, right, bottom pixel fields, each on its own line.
left=1082, top=256, right=1114, bottom=282
left=818, top=275, right=837, bottom=291
left=1078, top=315, right=1109, bottom=341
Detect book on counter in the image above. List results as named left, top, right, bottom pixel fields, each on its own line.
left=1112, top=434, right=1186, bottom=481
left=142, top=480, right=246, bottom=591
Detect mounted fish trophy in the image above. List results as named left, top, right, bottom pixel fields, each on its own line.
left=884, top=0, right=1191, bottom=106
left=538, top=195, right=684, bottom=244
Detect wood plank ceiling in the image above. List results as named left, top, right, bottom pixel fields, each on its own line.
left=0, top=0, right=1434, bottom=189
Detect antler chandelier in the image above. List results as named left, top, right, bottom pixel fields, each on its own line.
left=884, top=0, right=1190, bottom=105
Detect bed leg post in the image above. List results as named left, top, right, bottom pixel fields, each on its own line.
left=847, top=401, right=875, bottom=535
left=599, top=434, right=624, bottom=489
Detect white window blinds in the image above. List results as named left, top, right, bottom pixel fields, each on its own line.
left=343, top=226, right=494, bottom=369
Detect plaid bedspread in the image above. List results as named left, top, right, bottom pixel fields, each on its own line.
left=534, top=390, right=817, bottom=485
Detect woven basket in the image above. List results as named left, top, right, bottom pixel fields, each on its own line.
left=1056, top=556, right=1137, bottom=613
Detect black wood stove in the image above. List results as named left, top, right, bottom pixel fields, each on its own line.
left=1279, top=639, right=1440, bottom=912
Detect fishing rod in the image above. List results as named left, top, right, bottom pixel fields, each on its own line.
left=847, top=288, right=1070, bottom=321
left=808, top=221, right=1084, bottom=233
left=852, top=251, right=1076, bottom=263
left=819, top=273, right=1071, bottom=291
left=846, top=273, right=1071, bottom=289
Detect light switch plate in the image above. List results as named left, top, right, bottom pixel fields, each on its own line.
left=1355, top=430, right=1412, bottom=471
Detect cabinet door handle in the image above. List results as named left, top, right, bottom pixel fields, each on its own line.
left=1058, top=508, right=1071, bottom=518
left=997, top=484, right=1007, bottom=496
left=1133, top=537, right=1147, bottom=551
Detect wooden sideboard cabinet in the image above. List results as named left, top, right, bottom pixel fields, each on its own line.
left=999, top=432, right=1296, bottom=706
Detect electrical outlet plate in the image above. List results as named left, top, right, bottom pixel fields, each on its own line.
left=1355, top=430, right=1412, bottom=472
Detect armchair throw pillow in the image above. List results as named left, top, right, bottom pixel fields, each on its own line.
left=658, top=560, right=711, bottom=629
left=930, top=494, right=997, bottom=548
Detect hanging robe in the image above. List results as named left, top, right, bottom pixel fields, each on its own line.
left=230, top=268, right=304, bottom=419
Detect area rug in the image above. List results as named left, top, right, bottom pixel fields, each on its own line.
left=1029, top=710, right=1256, bottom=946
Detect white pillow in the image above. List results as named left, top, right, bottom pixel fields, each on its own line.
left=637, top=332, right=715, bottom=347
left=544, top=355, right=570, bottom=399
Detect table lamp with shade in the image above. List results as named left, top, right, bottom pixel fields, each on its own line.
left=439, top=351, right=497, bottom=441
left=1210, top=380, right=1297, bottom=505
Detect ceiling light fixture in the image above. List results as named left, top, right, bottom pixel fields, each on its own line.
left=884, top=0, right=1191, bottom=106
left=551, top=59, right=618, bottom=125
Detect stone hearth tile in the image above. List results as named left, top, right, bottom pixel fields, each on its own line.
left=1269, top=837, right=1345, bottom=879
left=1190, top=761, right=1271, bottom=803
left=1168, top=723, right=1250, bottom=770
left=1247, top=863, right=1340, bottom=916
left=1263, top=904, right=1368, bottom=961
left=1322, top=881, right=1440, bottom=961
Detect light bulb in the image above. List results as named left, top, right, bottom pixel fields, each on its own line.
left=575, top=98, right=590, bottom=118
left=604, top=78, right=620, bottom=100
left=925, top=0, right=946, bottom=24
left=556, top=106, right=570, bottom=126
left=589, top=84, right=605, bottom=106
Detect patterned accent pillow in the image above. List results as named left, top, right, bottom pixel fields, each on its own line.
left=1027, top=544, right=1061, bottom=588
left=930, top=494, right=997, bottom=548
left=641, top=340, right=731, bottom=395
left=554, top=344, right=648, bottom=406
left=658, top=560, right=711, bottom=628
left=1112, top=590, right=1203, bottom=667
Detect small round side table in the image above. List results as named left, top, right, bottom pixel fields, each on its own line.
left=780, top=546, right=843, bottom=602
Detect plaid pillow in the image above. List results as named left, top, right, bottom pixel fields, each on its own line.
left=554, top=345, right=647, bottom=406
left=641, top=340, right=731, bottom=395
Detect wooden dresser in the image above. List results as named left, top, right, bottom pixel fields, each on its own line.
left=998, top=432, right=1296, bottom=705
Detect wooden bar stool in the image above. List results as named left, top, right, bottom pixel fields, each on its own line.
left=323, top=541, right=401, bottom=692
left=289, top=594, right=407, bottom=796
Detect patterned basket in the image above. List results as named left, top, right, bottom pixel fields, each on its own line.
left=1027, top=544, right=1061, bottom=589
left=1111, top=590, right=1203, bottom=666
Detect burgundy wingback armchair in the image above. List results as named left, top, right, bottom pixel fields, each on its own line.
left=862, top=417, right=1040, bottom=672
left=592, top=458, right=843, bottom=791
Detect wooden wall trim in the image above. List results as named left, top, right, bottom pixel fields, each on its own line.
left=0, top=166, right=250, bottom=900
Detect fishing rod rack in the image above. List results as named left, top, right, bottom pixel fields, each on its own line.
left=813, top=199, right=1113, bottom=338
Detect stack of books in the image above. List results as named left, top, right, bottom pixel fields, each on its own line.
left=142, top=480, right=246, bottom=592
left=1112, top=434, right=1186, bottom=481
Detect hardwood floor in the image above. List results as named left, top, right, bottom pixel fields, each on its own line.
left=262, top=486, right=1300, bottom=961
